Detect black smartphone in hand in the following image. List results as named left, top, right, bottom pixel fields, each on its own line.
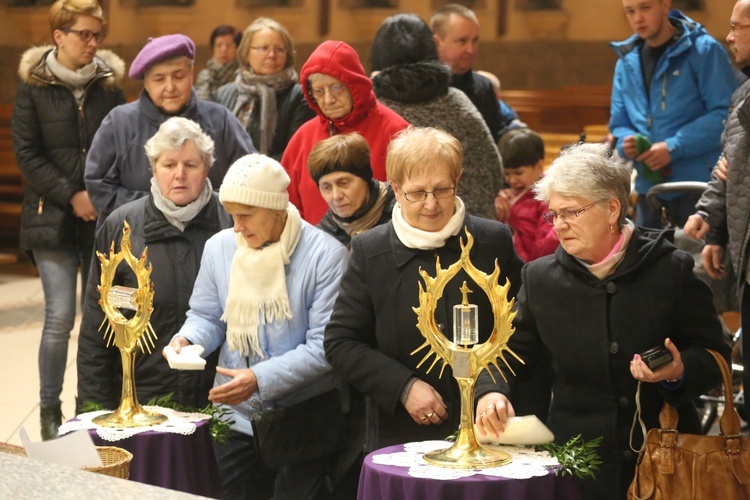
left=640, top=346, right=673, bottom=371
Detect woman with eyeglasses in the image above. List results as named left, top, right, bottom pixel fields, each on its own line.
left=281, top=40, right=409, bottom=225
left=216, top=18, right=313, bottom=160
left=473, top=143, right=731, bottom=500
left=324, top=127, right=523, bottom=456
left=11, top=0, right=126, bottom=440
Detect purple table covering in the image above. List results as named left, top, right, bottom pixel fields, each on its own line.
left=87, top=418, right=221, bottom=498
left=358, top=444, right=582, bottom=500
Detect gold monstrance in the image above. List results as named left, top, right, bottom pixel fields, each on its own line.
left=412, top=229, right=522, bottom=468
left=92, top=222, right=167, bottom=428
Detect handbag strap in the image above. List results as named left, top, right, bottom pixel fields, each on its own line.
left=706, top=349, right=750, bottom=485
left=629, top=381, right=647, bottom=453
left=656, top=349, right=738, bottom=434
left=707, top=349, right=741, bottom=438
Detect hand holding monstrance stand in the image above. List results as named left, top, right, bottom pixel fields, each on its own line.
left=412, top=229, right=523, bottom=468
left=92, top=222, right=167, bottom=427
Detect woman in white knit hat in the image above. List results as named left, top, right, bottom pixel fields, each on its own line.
left=165, top=153, right=348, bottom=500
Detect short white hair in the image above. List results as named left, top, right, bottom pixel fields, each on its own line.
left=144, top=117, right=214, bottom=170
left=534, top=142, right=631, bottom=225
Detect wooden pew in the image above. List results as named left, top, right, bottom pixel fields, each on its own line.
left=503, top=86, right=611, bottom=135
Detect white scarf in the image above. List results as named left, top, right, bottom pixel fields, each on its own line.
left=150, top=177, right=213, bottom=232
left=391, top=197, right=466, bottom=250
left=222, top=204, right=302, bottom=358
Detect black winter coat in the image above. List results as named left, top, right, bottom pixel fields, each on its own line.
left=12, top=46, right=126, bottom=250
left=76, top=193, right=231, bottom=411
left=451, top=70, right=504, bottom=143
left=477, top=227, right=731, bottom=500
left=325, top=215, right=523, bottom=451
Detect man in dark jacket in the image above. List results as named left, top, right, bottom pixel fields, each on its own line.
left=431, top=4, right=505, bottom=143
left=684, top=0, right=750, bottom=416
left=85, top=34, right=255, bottom=224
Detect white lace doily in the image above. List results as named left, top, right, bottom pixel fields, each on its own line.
left=373, top=440, right=560, bottom=480
left=58, top=406, right=210, bottom=442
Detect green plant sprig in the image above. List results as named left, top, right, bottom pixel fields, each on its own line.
left=535, top=434, right=603, bottom=480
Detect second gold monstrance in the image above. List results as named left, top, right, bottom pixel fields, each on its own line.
left=412, top=229, right=522, bottom=468
left=92, top=222, right=167, bottom=428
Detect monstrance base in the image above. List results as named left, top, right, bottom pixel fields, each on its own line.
left=423, top=442, right=512, bottom=469
left=92, top=406, right=167, bottom=428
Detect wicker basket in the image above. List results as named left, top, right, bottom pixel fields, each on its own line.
left=0, top=442, right=26, bottom=456
left=83, top=446, right=133, bottom=479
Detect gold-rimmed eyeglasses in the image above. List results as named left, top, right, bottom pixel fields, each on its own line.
left=730, top=23, right=750, bottom=35
left=542, top=201, right=599, bottom=225
left=62, top=28, right=105, bottom=44
left=398, top=186, right=456, bottom=203
left=250, top=45, right=287, bottom=56
left=310, top=83, right=347, bottom=100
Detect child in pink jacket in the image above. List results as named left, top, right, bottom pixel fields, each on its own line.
left=495, top=128, right=559, bottom=262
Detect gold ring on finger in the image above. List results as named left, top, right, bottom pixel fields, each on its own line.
left=427, top=412, right=435, bottom=418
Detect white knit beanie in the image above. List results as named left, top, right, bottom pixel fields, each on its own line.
left=219, top=154, right=290, bottom=210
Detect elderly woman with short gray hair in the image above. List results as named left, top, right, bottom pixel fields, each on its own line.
left=77, top=117, right=231, bottom=416
left=475, top=142, right=731, bottom=500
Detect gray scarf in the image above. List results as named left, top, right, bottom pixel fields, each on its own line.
left=150, top=177, right=213, bottom=232
left=202, top=57, right=240, bottom=99
left=46, top=49, right=98, bottom=104
left=233, top=66, right=297, bottom=155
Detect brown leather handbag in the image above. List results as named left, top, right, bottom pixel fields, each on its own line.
left=628, top=350, right=750, bottom=499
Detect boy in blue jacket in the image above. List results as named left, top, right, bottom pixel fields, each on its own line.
left=610, top=0, right=735, bottom=228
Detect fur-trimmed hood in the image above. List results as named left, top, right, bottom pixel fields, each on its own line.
left=18, top=45, right=125, bottom=90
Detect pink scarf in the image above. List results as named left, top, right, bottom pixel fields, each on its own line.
left=584, top=222, right=635, bottom=280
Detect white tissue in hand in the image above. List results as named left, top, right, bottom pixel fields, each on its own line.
left=167, top=344, right=206, bottom=370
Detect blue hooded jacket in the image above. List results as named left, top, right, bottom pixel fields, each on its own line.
left=609, top=10, right=735, bottom=196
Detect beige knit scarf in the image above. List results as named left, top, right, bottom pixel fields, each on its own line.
left=222, top=204, right=301, bottom=358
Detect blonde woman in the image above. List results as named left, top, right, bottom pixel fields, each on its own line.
left=12, top=0, right=125, bottom=440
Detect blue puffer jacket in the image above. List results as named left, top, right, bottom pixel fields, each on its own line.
left=609, top=10, right=735, bottom=196
left=176, top=221, right=348, bottom=435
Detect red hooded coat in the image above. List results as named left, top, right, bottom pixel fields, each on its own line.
left=281, top=41, right=408, bottom=224
left=507, top=188, right=559, bottom=262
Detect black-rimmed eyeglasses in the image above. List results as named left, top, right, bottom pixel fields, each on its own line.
left=62, top=28, right=105, bottom=44
left=542, top=201, right=599, bottom=225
